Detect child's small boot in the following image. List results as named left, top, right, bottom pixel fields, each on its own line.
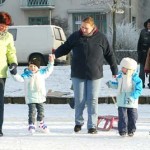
left=28, top=124, right=36, bottom=134
left=128, top=132, right=134, bottom=137
left=37, top=121, right=49, bottom=133
left=119, top=132, right=126, bottom=137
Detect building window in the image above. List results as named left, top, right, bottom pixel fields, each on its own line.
left=0, top=0, right=6, bottom=5
left=28, top=17, right=49, bottom=25
left=132, top=16, right=136, bottom=27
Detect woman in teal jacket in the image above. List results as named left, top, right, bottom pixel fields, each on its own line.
left=0, top=12, right=18, bottom=136
left=106, top=57, right=143, bottom=137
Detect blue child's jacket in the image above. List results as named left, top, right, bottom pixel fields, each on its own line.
left=107, top=71, right=143, bottom=108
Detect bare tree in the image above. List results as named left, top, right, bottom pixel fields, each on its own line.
left=51, top=16, right=69, bottom=37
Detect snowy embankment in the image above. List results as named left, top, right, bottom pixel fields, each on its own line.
left=4, top=65, right=150, bottom=98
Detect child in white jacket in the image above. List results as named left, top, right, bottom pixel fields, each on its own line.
left=10, top=54, right=54, bottom=134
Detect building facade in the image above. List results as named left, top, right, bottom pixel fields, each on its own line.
left=0, top=0, right=149, bottom=34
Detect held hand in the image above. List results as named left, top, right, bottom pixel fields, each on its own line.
left=106, top=81, right=111, bottom=88
left=112, top=75, right=117, bottom=78
left=49, top=54, right=55, bottom=63
left=9, top=63, right=17, bottom=75
left=126, top=98, right=135, bottom=105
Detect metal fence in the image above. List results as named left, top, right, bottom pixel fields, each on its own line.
left=20, top=0, right=55, bottom=7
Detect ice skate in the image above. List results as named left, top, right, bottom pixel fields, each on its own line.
left=37, top=121, right=49, bottom=133
left=28, top=124, right=36, bottom=134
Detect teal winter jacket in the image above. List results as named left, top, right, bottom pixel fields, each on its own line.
left=107, top=71, right=143, bottom=108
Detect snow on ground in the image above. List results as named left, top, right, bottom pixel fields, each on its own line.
left=1, top=104, right=150, bottom=150
left=0, top=65, right=150, bottom=150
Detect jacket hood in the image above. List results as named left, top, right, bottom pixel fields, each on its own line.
left=144, top=19, right=150, bottom=28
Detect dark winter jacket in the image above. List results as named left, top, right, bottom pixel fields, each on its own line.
left=137, top=29, right=150, bottom=64
left=54, top=30, right=118, bottom=80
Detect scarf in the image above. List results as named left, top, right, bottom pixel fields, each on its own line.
left=118, top=70, right=134, bottom=93
left=29, top=73, right=44, bottom=94
left=0, top=24, right=8, bottom=40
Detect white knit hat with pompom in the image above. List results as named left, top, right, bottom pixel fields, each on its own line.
left=120, top=57, right=137, bottom=70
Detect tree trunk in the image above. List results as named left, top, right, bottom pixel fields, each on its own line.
left=112, top=0, right=117, bottom=60
left=112, top=10, right=116, bottom=53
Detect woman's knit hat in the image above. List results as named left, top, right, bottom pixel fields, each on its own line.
left=120, top=57, right=137, bottom=70
left=29, top=58, right=40, bottom=68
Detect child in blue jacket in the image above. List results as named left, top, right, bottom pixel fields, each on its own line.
left=106, top=57, right=143, bottom=137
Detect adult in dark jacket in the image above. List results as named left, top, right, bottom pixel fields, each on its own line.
left=53, top=17, right=118, bottom=134
left=137, top=19, right=150, bottom=88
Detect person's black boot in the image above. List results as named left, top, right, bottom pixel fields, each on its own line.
left=0, top=129, right=3, bottom=137
left=128, top=132, right=134, bottom=137
left=119, top=132, right=126, bottom=137
left=74, top=125, right=82, bottom=132
left=88, top=128, right=97, bottom=134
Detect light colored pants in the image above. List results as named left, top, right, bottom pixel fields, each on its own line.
left=72, top=77, right=101, bottom=129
